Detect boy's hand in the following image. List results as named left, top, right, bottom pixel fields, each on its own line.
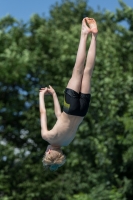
left=39, top=87, right=51, bottom=96
left=47, top=85, right=55, bottom=95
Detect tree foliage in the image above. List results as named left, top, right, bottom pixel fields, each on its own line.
left=0, top=0, right=133, bottom=199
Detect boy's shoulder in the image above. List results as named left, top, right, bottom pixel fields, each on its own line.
left=42, top=128, right=57, bottom=142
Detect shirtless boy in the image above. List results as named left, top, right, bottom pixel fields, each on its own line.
left=39, top=17, right=98, bottom=171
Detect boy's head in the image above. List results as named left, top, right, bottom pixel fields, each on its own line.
left=42, top=145, right=66, bottom=171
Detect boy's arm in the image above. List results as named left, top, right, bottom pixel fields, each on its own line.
left=52, top=92, right=62, bottom=119
left=39, top=88, right=49, bottom=138
left=48, top=85, right=61, bottom=119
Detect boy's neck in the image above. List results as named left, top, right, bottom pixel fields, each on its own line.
left=50, top=145, right=61, bottom=150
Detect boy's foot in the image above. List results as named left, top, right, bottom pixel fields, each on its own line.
left=85, top=18, right=98, bottom=35
left=81, top=18, right=91, bottom=35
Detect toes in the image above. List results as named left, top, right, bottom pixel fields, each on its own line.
left=82, top=18, right=87, bottom=25
left=85, top=17, right=96, bottom=25
left=84, top=17, right=98, bottom=33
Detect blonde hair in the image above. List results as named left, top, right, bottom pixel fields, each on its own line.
left=42, top=149, right=66, bottom=171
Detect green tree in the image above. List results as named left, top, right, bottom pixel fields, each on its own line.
left=0, top=0, right=133, bottom=200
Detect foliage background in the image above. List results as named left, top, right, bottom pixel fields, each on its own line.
left=0, top=0, right=133, bottom=199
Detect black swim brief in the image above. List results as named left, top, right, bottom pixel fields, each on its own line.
left=63, top=88, right=91, bottom=117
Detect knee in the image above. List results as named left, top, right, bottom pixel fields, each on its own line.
left=73, top=67, right=84, bottom=76
left=84, top=68, right=92, bottom=76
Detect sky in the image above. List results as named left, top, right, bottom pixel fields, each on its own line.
left=0, top=0, right=133, bottom=22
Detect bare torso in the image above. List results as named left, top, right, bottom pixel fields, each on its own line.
left=44, top=112, right=83, bottom=146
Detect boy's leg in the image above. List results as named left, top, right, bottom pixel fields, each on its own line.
left=80, top=18, right=98, bottom=94
left=66, top=18, right=91, bottom=93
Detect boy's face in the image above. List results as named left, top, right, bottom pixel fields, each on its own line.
left=45, top=145, right=52, bottom=154
left=45, top=145, right=62, bottom=155
left=46, top=145, right=51, bottom=151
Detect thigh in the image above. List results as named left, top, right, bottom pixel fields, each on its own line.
left=79, top=93, right=91, bottom=116
left=63, top=89, right=80, bottom=116
left=80, top=69, right=91, bottom=94
left=66, top=68, right=83, bottom=93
